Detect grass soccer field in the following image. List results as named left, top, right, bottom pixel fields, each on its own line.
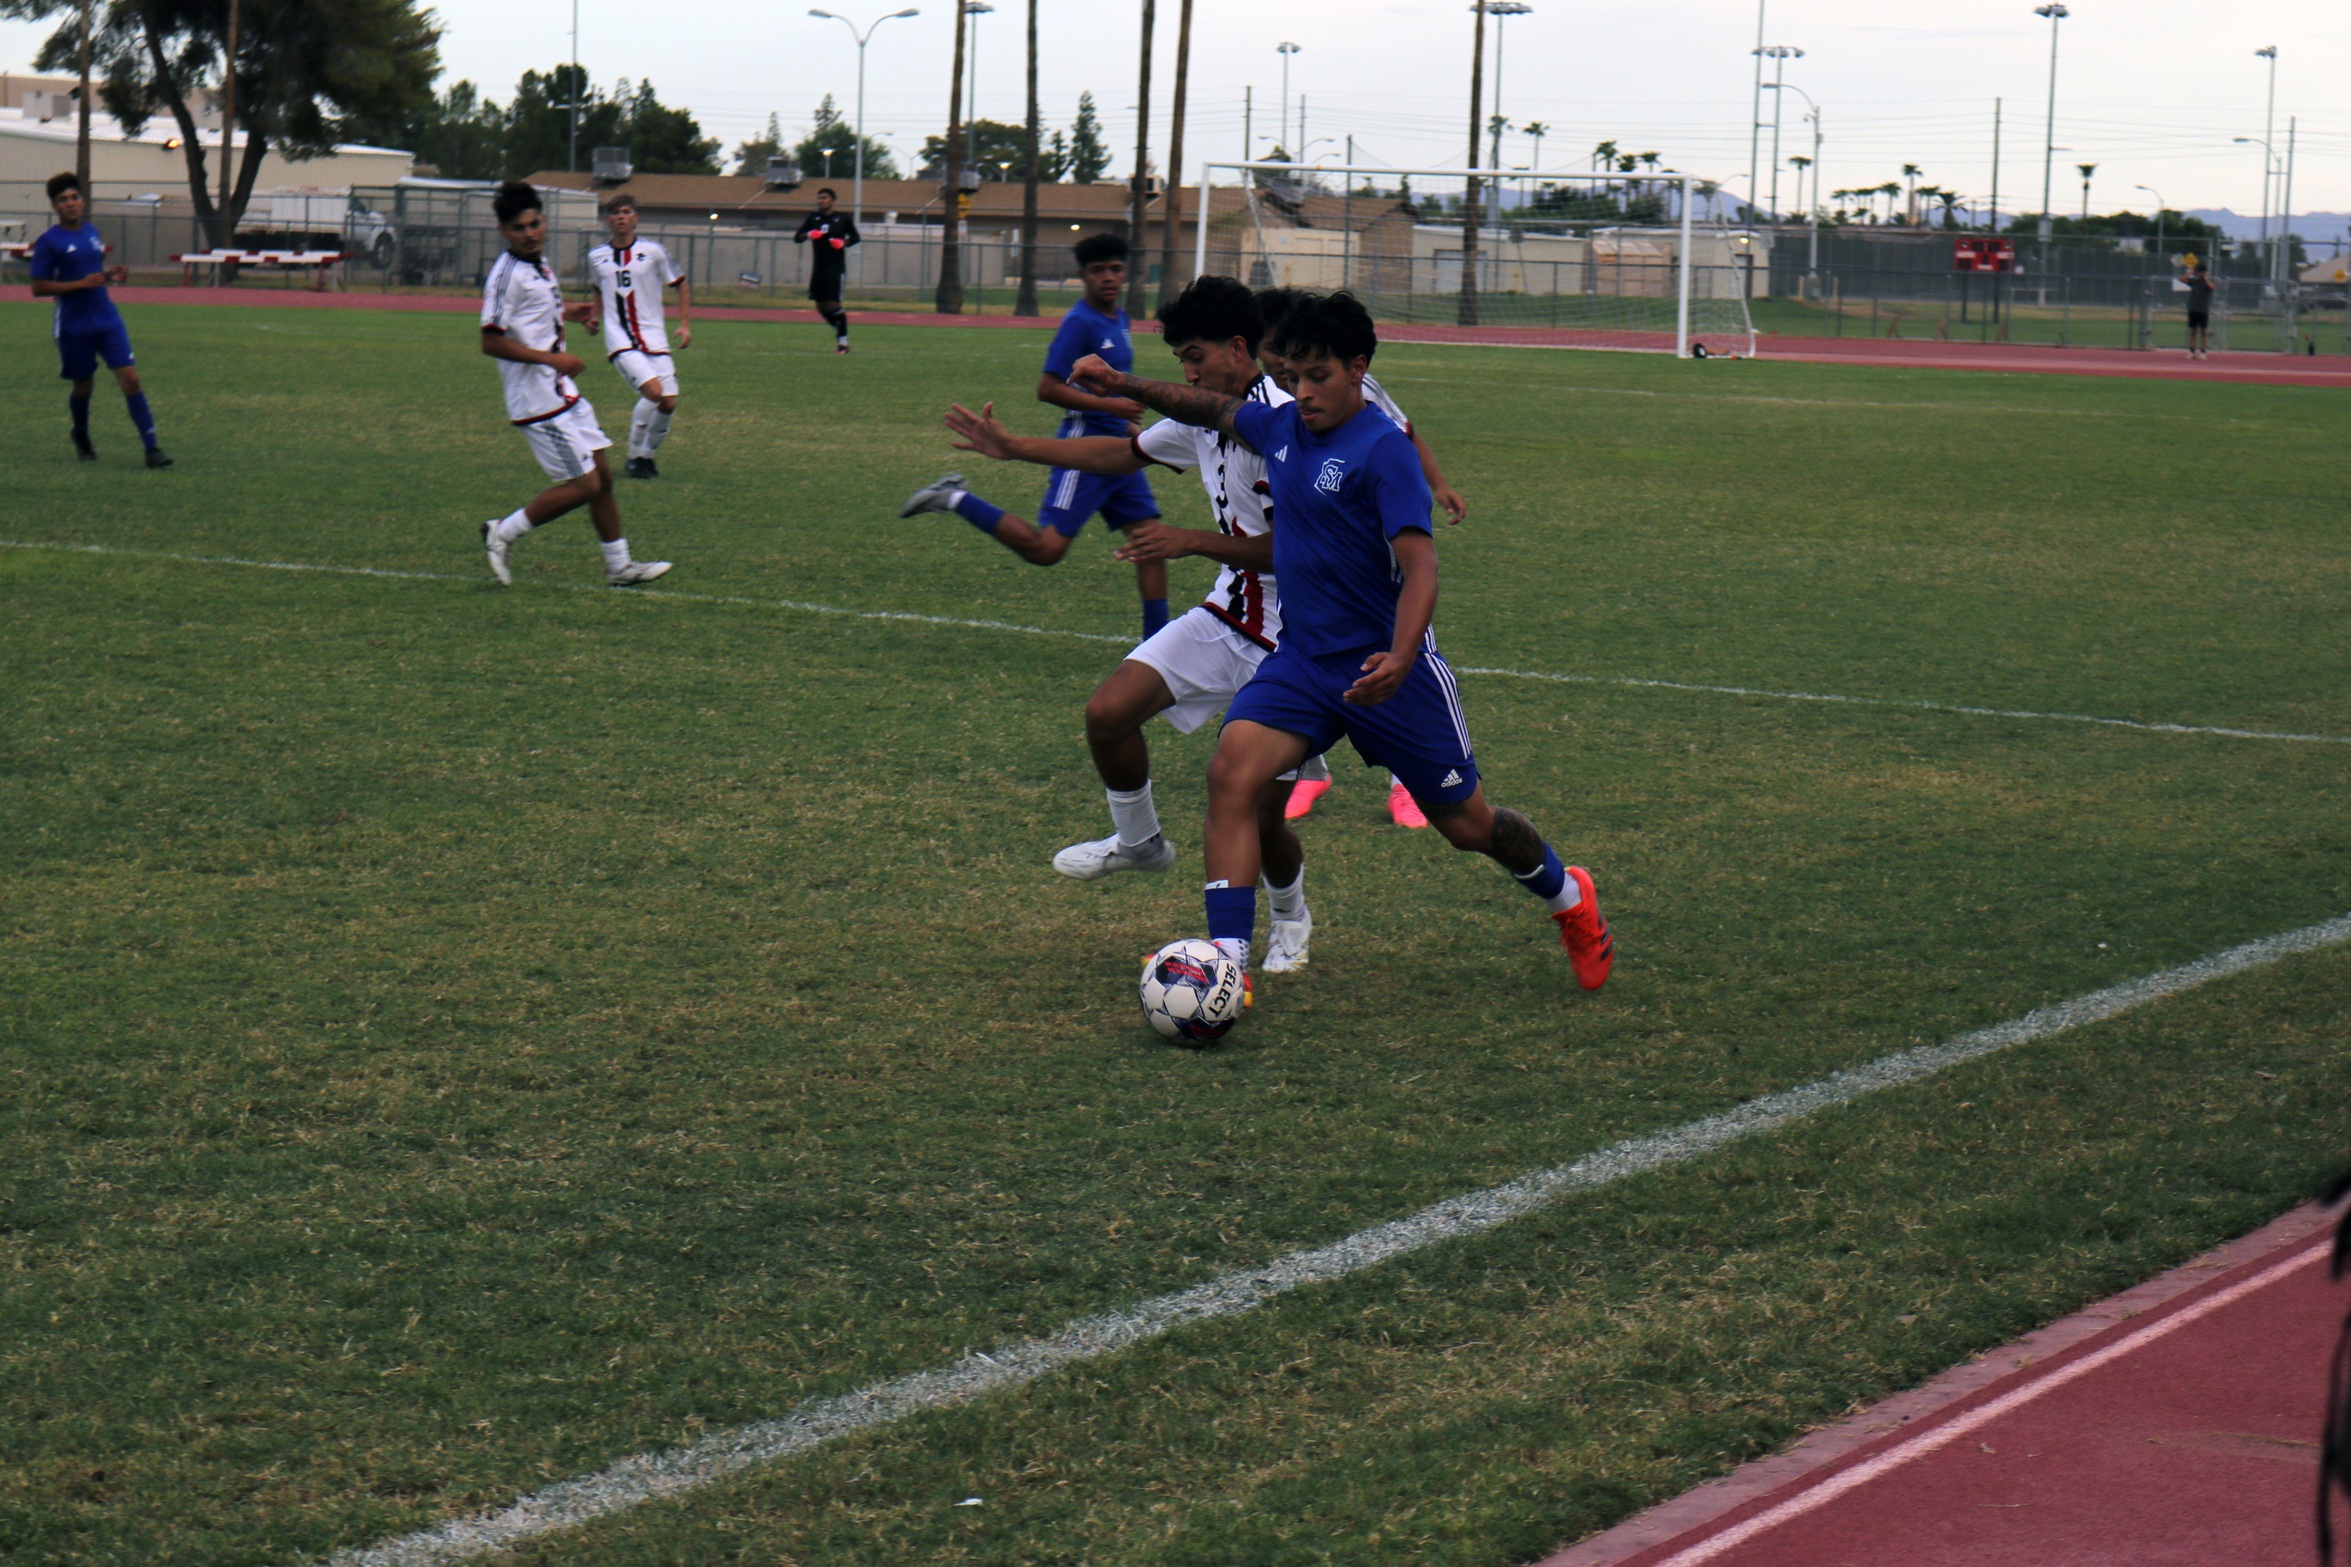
left=4, top=300, right=2349, bottom=1566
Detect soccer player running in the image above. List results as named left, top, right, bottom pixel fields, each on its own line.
left=584, top=194, right=690, bottom=478
left=476, top=182, right=671, bottom=588
left=27, top=172, right=170, bottom=467
left=793, top=188, right=858, bottom=353
left=1067, top=291, right=1613, bottom=994
left=941, top=275, right=1315, bottom=971
left=901, top=233, right=1172, bottom=640
left=1256, top=288, right=1465, bottom=828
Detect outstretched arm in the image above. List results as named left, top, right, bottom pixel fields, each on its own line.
left=1067, top=354, right=1245, bottom=445
left=945, top=401, right=1145, bottom=475
left=1413, top=428, right=1468, bottom=525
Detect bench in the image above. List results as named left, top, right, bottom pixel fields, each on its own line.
left=172, top=249, right=351, bottom=289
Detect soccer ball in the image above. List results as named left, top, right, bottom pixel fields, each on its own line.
left=1139, top=939, right=1251, bottom=1043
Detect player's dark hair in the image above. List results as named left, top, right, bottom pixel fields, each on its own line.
left=601, top=192, right=636, bottom=214
left=1264, top=290, right=1378, bottom=366
left=816, top=186, right=838, bottom=198
left=45, top=170, right=82, bottom=202
left=493, top=181, right=543, bottom=225
left=1156, top=275, right=1263, bottom=354
left=1073, top=232, right=1128, bottom=268
left=1253, top=286, right=1307, bottom=336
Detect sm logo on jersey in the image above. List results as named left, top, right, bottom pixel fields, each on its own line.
left=1314, top=458, right=1347, bottom=494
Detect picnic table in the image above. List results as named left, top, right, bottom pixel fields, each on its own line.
left=172, top=249, right=351, bottom=289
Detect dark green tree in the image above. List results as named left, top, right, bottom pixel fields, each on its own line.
left=1067, top=90, right=1109, bottom=183
left=499, top=69, right=716, bottom=177
left=341, top=77, right=505, bottom=179
left=732, top=111, right=784, bottom=176
left=792, top=93, right=899, bottom=182
left=920, top=118, right=1034, bottom=179
left=29, top=0, right=439, bottom=244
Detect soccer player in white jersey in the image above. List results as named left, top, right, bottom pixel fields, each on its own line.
left=1255, top=288, right=1466, bottom=829
left=584, top=193, right=691, bottom=479
left=940, top=277, right=1316, bottom=972
left=476, top=183, right=671, bottom=588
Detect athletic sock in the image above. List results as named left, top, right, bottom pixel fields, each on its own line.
left=1296, top=752, right=1331, bottom=784
left=493, top=508, right=534, bottom=543
left=68, top=393, right=90, bottom=439
left=1204, top=882, right=1256, bottom=970
left=599, top=538, right=632, bottom=573
left=1106, top=782, right=1161, bottom=848
left=949, top=491, right=1005, bottom=534
left=124, top=392, right=157, bottom=449
left=1141, top=597, right=1169, bottom=638
left=1511, top=842, right=1581, bottom=913
left=628, top=398, right=656, bottom=458
left=1265, top=869, right=1307, bottom=923
left=645, top=405, right=673, bottom=452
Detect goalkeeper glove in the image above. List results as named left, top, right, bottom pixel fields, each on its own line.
left=829, top=236, right=846, bottom=250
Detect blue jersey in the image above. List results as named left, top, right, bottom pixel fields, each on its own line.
left=1041, top=297, right=1133, bottom=437
left=29, top=222, right=123, bottom=338
left=1231, top=397, right=1433, bottom=658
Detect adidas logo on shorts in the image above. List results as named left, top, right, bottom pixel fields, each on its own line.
left=1440, top=769, right=1463, bottom=787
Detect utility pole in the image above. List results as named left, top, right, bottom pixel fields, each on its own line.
left=2255, top=46, right=2276, bottom=280
left=1459, top=0, right=1485, bottom=325
left=1131, top=0, right=1156, bottom=250
left=2034, top=3, right=2067, bottom=241
left=1241, top=85, right=1251, bottom=160
left=568, top=0, right=580, bottom=174
left=1155, top=0, right=1193, bottom=307
left=2279, top=115, right=2296, bottom=294
left=1745, top=0, right=1766, bottom=230
left=1017, top=0, right=1039, bottom=315
left=1988, top=97, right=2001, bottom=231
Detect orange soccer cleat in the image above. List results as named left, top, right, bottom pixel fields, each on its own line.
left=1552, top=865, right=1614, bottom=991
left=1387, top=779, right=1429, bottom=829
left=1284, top=777, right=1332, bottom=820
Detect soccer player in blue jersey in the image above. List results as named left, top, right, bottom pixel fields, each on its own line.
left=27, top=172, right=170, bottom=467
left=1068, top=291, right=1614, bottom=996
left=900, top=233, right=1170, bottom=638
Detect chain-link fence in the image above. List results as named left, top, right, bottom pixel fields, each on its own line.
left=1756, top=226, right=2351, bottom=355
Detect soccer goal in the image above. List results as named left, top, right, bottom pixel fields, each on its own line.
left=1193, top=161, right=1757, bottom=358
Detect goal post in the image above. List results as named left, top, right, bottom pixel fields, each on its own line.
left=1191, top=161, right=1756, bottom=358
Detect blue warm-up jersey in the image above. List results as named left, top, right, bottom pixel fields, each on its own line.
left=1231, top=398, right=1434, bottom=659
left=29, top=222, right=124, bottom=337
left=1041, top=298, right=1133, bottom=436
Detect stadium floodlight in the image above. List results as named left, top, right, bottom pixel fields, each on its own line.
left=1476, top=2, right=1532, bottom=170
left=2135, top=182, right=2167, bottom=268
left=2033, top=3, right=2067, bottom=243
left=1754, top=45, right=1803, bottom=221
left=809, top=7, right=921, bottom=234
left=1275, top=42, right=1300, bottom=154
left=2253, top=46, right=2278, bottom=269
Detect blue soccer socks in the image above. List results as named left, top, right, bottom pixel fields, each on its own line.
left=1141, top=596, right=1169, bottom=638
left=950, top=491, right=1005, bottom=534
left=1511, top=842, right=1582, bottom=914
left=1205, top=881, right=1256, bottom=969
left=123, top=391, right=158, bottom=450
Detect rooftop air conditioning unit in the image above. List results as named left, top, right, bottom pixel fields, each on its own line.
left=764, top=155, right=802, bottom=190
left=590, top=147, right=632, bottom=184
left=26, top=90, right=57, bottom=122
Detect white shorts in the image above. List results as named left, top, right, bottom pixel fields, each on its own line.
left=610, top=349, right=678, bottom=399
left=1127, top=606, right=1270, bottom=735
left=518, top=400, right=611, bottom=483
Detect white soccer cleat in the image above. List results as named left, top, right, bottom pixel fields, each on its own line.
left=606, top=560, right=673, bottom=588
left=481, top=520, right=512, bottom=586
left=899, top=472, right=965, bottom=518
left=1262, top=909, right=1314, bottom=973
left=1052, top=833, right=1176, bottom=881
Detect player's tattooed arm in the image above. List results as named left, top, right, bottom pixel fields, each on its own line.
left=945, top=402, right=1145, bottom=475
left=1066, top=355, right=1243, bottom=444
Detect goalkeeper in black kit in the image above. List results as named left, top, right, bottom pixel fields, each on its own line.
left=794, top=187, right=859, bottom=353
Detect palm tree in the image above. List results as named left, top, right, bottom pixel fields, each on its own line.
left=936, top=0, right=971, bottom=312
left=1879, top=180, right=1902, bottom=224
left=1935, top=187, right=1963, bottom=229
left=1901, top=162, right=1922, bottom=225
left=1695, top=177, right=1720, bottom=222
left=1522, top=120, right=1548, bottom=171
left=1155, top=0, right=1194, bottom=308
left=1015, top=0, right=1040, bottom=315
left=1590, top=138, right=1619, bottom=174
left=1130, top=0, right=1156, bottom=248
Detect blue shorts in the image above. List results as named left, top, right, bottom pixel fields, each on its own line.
left=1225, top=639, right=1481, bottom=807
left=1037, top=466, right=1159, bottom=537
left=58, top=322, right=134, bottom=381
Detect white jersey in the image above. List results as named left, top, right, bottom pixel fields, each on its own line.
left=586, top=239, right=683, bottom=359
left=1361, top=371, right=1411, bottom=436
left=480, top=250, right=583, bottom=426
left=1132, top=373, right=1291, bottom=650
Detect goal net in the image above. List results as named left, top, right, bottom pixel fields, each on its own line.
left=1192, top=162, right=1756, bottom=357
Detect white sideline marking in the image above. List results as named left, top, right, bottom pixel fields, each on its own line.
left=1647, top=1236, right=2335, bottom=1567
left=314, top=912, right=2351, bottom=1566
left=7, top=538, right=2346, bottom=748
left=1458, top=665, right=2351, bottom=747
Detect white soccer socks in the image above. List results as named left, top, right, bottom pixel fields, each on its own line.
left=599, top=538, right=633, bottom=573
left=493, top=509, right=534, bottom=544
left=629, top=399, right=674, bottom=459
left=1107, top=782, right=1163, bottom=848
left=1265, top=869, right=1307, bottom=923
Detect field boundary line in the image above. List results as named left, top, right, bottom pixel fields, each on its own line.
left=7, top=538, right=2343, bottom=748
left=313, top=911, right=2351, bottom=1567
left=1642, top=1236, right=2335, bottom=1567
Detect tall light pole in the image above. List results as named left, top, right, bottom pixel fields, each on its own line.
left=1275, top=41, right=1299, bottom=153
left=1745, top=0, right=1767, bottom=230
left=567, top=0, right=580, bottom=173
left=2234, top=134, right=2276, bottom=286
left=1482, top=0, right=1530, bottom=171
left=810, top=8, right=920, bottom=234
left=964, top=2, right=993, bottom=167
left=2033, top=3, right=2067, bottom=241
left=2135, top=182, right=2166, bottom=268
left=2076, top=161, right=2094, bottom=220
left=1756, top=44, right=1802, bottom=220
left=2254, top=46, right=2276, bottom=274
left=1767, top=79, right=1821, bottom=279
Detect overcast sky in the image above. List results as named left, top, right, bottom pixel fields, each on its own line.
left=7, top=0, right=2347, bottom=221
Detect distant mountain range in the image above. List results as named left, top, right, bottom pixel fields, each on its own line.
left=2183, top=208, right=2351, bottom=241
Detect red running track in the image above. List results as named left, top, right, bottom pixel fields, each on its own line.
left=1542, top=1202, right=2346, bottom=1567
left=85, top=287, right=2351, bottom=388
